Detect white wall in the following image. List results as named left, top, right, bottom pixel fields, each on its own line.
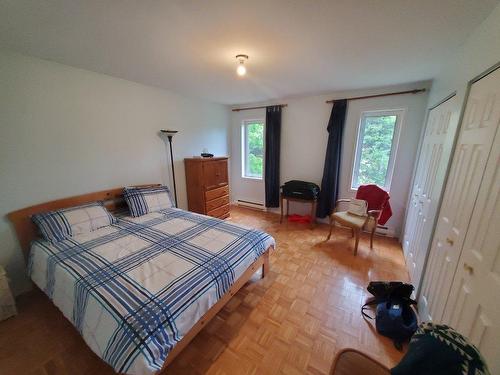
left=404, top=3, right=500, bottom=249
left=411, top=1, right=500, bottom=290
left=230, top=82, right=430, bottom=237
left=0, top=50, right=230, bottom=295
left=427, top=3, right=500, bottom=109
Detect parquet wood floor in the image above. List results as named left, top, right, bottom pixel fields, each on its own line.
left=0, top=206, right=409, bottom=375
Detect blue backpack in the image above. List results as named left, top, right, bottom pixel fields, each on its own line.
left=362, top=281, right=418, bottom=350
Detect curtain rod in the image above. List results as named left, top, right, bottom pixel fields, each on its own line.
left=231, top=104, right=288, bottom=112
left=325, top=88, right=426, bottom=103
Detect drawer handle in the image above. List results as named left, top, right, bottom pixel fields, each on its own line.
left=446, top=237, right=454, bottom=246
left=463, top=263, right=474, bottom=275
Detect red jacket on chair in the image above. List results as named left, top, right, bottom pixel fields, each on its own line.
left=355, top=184, right=392, bottom=225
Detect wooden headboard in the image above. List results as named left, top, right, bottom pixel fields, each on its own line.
left=7, top=184, right=160, bottom=263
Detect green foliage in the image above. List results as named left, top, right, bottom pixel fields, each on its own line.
left=356, top=115, right=396, bottom=187
left=246, top=122, right=264, bottom=177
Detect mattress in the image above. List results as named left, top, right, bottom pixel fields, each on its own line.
left=29, top=208, right=275, bottom=374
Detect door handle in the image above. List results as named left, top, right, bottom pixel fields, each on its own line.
left=463, top=263, right=474, bottom=275
left=446, top=237, right=454, bottom=246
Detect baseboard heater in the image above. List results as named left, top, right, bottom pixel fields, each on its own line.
left=236, top=199, right=266, bottom=211
left=375, top=225, right=390, bottom=236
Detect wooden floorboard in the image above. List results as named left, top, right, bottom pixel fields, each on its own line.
left=0, top=206, right=409, bottom=374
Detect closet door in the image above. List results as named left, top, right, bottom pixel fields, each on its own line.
left=443, top=123, right=500, bottom=374
left=443, top=124, right=500, bottom=374
left=402, top=95, right=459, bottom=292
left=418, top=66, right=500, bottom=323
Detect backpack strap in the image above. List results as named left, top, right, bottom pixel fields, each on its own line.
left=361, top=298, right=379, bottom=320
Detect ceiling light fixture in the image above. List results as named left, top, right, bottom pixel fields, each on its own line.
left=236, top=54, right=248, bottom=76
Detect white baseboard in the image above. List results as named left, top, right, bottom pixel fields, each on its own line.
left=235, top=199, right=267, bottom=211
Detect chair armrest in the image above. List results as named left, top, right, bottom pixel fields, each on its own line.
left=367, top=209, right=381, bottom=217
left=367, top=210, right=381, bottom=225
left=336, top=199, right=351, bottom=204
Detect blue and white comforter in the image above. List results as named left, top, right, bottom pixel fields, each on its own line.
left=29, top=208, right=274, bottom=374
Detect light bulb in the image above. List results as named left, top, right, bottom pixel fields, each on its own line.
left=236, top=63, right=246, bottom=76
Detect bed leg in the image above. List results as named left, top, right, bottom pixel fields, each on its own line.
left=262, top=251, right=270, bottom=278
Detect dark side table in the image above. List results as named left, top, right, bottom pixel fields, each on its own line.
left=280, top=193, right=317, bottom=228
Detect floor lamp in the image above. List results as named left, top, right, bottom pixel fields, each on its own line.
left=160, top=129, right=178, bottom=207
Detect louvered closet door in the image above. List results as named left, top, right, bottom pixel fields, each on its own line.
left=442, top=71, right=500, bottom=374
left=402, top=95, right=459, bottom=293
left=418, top=66, right=500, bottom=323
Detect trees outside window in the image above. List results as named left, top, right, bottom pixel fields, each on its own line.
left=351, top=110, right=403, bottom=190
left=242, top=121, right=264, bottom=179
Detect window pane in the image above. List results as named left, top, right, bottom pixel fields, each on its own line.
left=244, top=122, right=264, bottom=178
left=354, top=115, right=397, bottom=188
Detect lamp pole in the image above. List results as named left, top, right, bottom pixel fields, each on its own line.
left=161, top=130, right=178, bottom=207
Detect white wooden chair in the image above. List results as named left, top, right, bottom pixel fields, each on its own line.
left=326, top=198, right=381, bottom=255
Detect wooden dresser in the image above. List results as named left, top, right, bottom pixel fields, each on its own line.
left=184, top=157, right=230, bottom=219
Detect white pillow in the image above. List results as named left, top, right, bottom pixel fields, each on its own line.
left=123, top=186, right=174, bottom=217
left=32, top=202, right=117, bottom=242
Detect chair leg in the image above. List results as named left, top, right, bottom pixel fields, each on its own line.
left=280, top=195, right=284, bottom=224
left=327, top=216, right=334, bottom=240
left=310, top=200, right=316, bottom=229
left=370, top=225, right=376, bottom=249
left=354, top=230, right=360, bottom=256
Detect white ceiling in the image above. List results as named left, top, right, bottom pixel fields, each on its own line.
left=1, top=0, right=498, bottom=105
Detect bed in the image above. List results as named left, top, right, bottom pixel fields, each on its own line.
left=8, top=186, right=274, bottom=374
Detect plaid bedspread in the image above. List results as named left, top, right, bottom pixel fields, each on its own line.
left=29, top=208, right=274, bottom=374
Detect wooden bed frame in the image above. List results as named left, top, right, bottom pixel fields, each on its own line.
left=7, top=185, right=272, bottom=373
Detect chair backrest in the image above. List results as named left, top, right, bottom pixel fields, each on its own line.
left=330, top=348, right=390, bottom=375
left=355, top=184, right=389, bottom=212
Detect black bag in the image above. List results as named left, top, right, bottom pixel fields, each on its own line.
left=362, top=281, right=418, bottom=350
left=281, top=180, right=320, bottom=200
left=366, top=281, right=415, bottom=304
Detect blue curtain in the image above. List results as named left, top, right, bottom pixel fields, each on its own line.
left=265, top=105, right=282, bottom=207
left=316, top=99, right=347, bottom=218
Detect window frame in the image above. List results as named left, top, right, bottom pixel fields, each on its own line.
left=241, top=119, right=265, bottom=180
left=350, top=109, right=404, bottom=191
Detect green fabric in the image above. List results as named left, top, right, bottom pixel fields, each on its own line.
left=391, top=322, right=490, bottom=375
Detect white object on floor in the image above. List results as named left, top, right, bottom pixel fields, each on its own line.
left=0, top=265, right=17, bottom=321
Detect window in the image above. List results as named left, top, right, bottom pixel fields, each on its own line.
left=242, top=120, right=265, bottom=179
left=351, top=110, right=403, bottom=190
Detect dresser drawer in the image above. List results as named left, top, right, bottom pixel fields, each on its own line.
left=205, top=185, right=229, bottom=201
left=207, top=204, right=230, bottom=219
left=203, top=160, right=228, bottom=190
left=206, top=195, right=229, bottom=212
left=218, top=212, right=230, bottom=220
